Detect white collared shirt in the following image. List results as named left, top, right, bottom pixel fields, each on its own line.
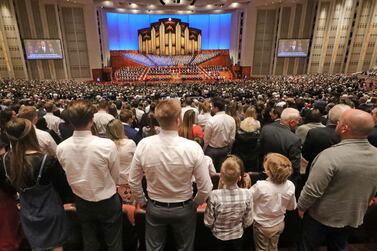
left=35, top=127, right=57, bottom=156
left=250, top=179, right=297, bottom=227
left=204, top=111, right=236, bottom=149
left=128, top=129, right=213, bottom=206
left=181, top=105, right=199, bottom=122
left=198, top=112, right=212, bottom=128
left=44, top=112, right=63, bottom=135
left=56, top=130, right=120, bottom=202
left=93, top=111, right=115, bottom=136
left=116, top=138, right=136, bottom=185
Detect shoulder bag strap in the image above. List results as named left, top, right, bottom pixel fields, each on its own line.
left=36, top=154, right=48, bottom=185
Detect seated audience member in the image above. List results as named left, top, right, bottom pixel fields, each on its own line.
left=93, top=100, right=115, bottom=137
left=18, top=106, right=57, bottom=157
left=298, top=109, right=377, bottom=251
left=296, top=109, right=325, bottom=144
left=1, top=118, right=71, bottom=251
left=250, top=153, right=297, bottom=251
left=119, top=109, right=142, bottom=145
left=106, top=119, right=136, bottom=203
left=108, top=103, right=118, bottom=119
left=179, top=109, right=204, bottom=143
left=56, top=100, right=122, bottom=251
left=36, top=117, right=62, bottom=144
left=368, top=106, right=377, bottom=147
left=58, top=109, right=74, bottom=141
left=204, top=156, right=253, bottom=251
left=198, top=100, right=212, bottom=129
left=138, top=102, right=156, bottom=136
left=128, top=99, right=212, bottom=251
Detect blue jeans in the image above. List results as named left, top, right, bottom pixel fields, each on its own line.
left=300, top=213, right=354, bottom=251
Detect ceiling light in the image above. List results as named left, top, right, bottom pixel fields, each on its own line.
left=129, top=3, right=137, bottom=8
left=116, top=8, right=126, bottom=12
left=102, top=1, right=113, bottom=7
left=230, top=2, right=240, bottom=8
left=206, top=4, right=213, bottom=9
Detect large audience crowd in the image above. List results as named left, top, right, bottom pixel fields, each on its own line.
left=0, top=73, right=377, bottom=251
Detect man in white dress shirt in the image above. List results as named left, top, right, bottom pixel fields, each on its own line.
left=18, top=106, right=57, bottom=156
left=204, top=97, right=236, bottom=171
left=56, top=100, right=122, bottom=251
left=93, top=100, right=115, bottom=137
left=43, top=101, right=63, bottom=136
left=129, top=99, right=213, bottom=251
left=181, top=97, right=199, bottom=122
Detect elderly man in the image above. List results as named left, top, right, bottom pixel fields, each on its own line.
left=298, top=109, right=377, bottom=251
left=260, top=107, right=301, bottom=183
left=129, top=99, right=212, bottom=251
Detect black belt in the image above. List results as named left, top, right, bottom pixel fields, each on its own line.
left=149, top=199, right=192, bottom=208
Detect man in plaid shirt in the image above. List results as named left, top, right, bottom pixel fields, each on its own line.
left=204, top=156, right=253, bottom=251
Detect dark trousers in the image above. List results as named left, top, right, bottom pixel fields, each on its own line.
left=300, top=214, right=353, bottom=251
left=145, top=200, right=196, bottom=251
left=216, top=237, right=243, bottom=251
left=204, top=145, right=231, bottom=172
left=75, top=194, right=122, bottom=251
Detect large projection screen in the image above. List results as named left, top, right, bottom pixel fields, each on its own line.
left=24, top=39, right=63, bottom=60
left=277, top=39, right=310, bottom=58
left=106, top=13, right=232, bottom=50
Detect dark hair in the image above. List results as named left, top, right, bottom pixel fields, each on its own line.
left=305, top=109, right=322, bottom=123
left=60, top=109, right=70, bottom=123
left=44, top=101, right=54, bottom=113
left=212, top=97, right=225, bottom=111
left=67, top=100, right=95, bottom=129
left=98, top=100, right=109, bottom=110
left=119, top=109, right=133, bottom=123
left=5, top=118, right=41, bottom=188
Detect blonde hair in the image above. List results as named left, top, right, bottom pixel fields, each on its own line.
left=220, top=157, right=241, bottom=186
left=200, top=101, right=211, bottom=113
left=106, top=119, right=127, bottom=147
left=155, top=99, right=181, bottom=129
left=263, top=153, right=292, bottom=184
left=179, top=110, right=196, bottom=140
left=244, top=106, right=257, bottom=119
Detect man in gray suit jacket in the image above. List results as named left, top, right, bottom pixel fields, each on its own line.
left=298, top=109, right=377, bottom=251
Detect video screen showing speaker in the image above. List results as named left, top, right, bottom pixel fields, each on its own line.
left=24, top=39, right=63, bottom=60
left=277, top=39, right=310, bottom=58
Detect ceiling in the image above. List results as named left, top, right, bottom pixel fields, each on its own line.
left=94, top=0, right=252, bottom=14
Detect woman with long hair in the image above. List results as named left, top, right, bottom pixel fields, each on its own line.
left=0, top=118, right=71, bottom=251
left=106, top=119, right=136, bottom=203
left=179, top=110, right=203, bottom=144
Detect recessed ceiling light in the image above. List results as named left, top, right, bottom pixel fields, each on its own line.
left=230, top=2, right=240, bottom=8
left=102, top=1, right=113, bottom=7
left=206, top=4, right=213, bottom=9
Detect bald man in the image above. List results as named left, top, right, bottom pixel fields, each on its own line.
left=298, top=109, right=377, bottom=251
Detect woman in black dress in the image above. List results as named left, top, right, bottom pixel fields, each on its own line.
left=0, top=118, right=70, bottom=251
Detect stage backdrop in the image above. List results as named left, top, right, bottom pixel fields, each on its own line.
left=106, top=13, right=232, bottom=51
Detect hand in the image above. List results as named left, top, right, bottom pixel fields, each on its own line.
left=298, top=210, right=305, bottom=219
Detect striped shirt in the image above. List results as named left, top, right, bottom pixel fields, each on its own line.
left=204, top=185, right=253, bottom=241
